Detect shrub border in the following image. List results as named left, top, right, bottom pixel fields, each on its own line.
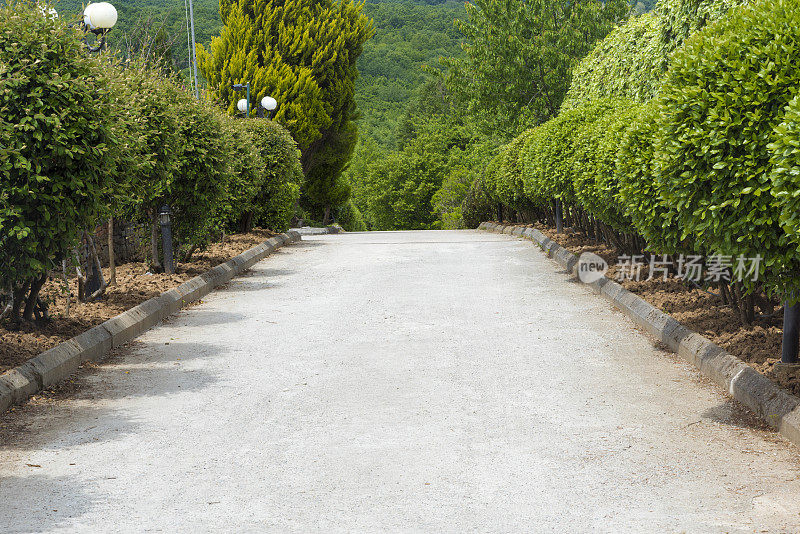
left=478, top=222, right=800, bottom=448
left=0, top=230, right=302, bottom=412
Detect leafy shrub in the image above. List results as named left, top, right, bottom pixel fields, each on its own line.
left=655, top=0, right=800, bottom=295
left=616, top=102, right=686, bottom=254
left=336, top=201, right=367, bottom=232
left=496, top=129, right=539, bottom=213
left=245, top=119, right=303, bottom=232
left=571, top=99, right=640, bottom=231
left=769, top=96, right=800, bottom=298
left=0, top=1, right=114, bottom=318
left=521, top=99, right=619, bottom=206
left=657, top=0, right=748, bottom=54
left=461, top=175, right=497, bottom=228
left=562, top=13, right=665, bottom=111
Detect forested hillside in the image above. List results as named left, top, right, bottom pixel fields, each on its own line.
left=354, top=0, right=464, bottom=148
left=54, top=0, right=220, bottom=68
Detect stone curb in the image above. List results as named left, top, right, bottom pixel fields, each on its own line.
left=478, top=222, right=800, bottom=448
left=0, top=230, right=302, bottom=413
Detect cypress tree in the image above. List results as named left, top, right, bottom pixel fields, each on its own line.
left=198, top=0, right=373, bottom=224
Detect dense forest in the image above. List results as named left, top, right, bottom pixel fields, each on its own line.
left=49, top=0, right=662, bottom=231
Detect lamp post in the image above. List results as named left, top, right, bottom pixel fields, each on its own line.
left=80, top=2, right=118, bottom=53
left=232, top=83, right=250, bottom=117
left=259, top=96, right=277, bottom=119
left=159, top=205, right=175, bottom=274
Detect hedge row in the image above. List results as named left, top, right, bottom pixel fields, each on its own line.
left=0, top=2, right=303, bottom=321
left=476, top=0, right=800, bottom=302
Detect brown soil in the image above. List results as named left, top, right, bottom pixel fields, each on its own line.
left=0, top=229, right=277, bottom=374
left=511, top=222, right=793, bottom=395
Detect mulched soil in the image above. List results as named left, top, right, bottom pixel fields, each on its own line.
left=0, top=229, right=277, bottom=374
left=509, top=222, right=793, bottom=395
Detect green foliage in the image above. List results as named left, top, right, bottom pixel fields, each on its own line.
left=0, top=1, right=114, bottom=291
left=336, top=201, right=367, bottom=232
left=443, top=0, right=629, bottom=136
left=495, top=130, right=539, bottom=213
left=357, top=129, right=449, bottom=230
left=616, top=102, right=685, bottom=254
left=433, top=140, right=495, bottom=229
left=562, top=13, right=665, bottom=111
left=355, top=0, right=464, bottom=148
left=571, top=99, right=640, bottom=231
left=245, top=120, right=304, bottom=233
left=521, top=99, right=619, bottom=206
left=656, top=0, right=748, bottom=54
left=460, top=174, right=497, bottom=228
left=654, top=0, right=800, bottom=296
left=198, top=0, right=373, bottom=220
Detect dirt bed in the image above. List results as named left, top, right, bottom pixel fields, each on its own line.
left=505, top=222, right=792, bottom=395
left=0, top=229, right=277, bottom=374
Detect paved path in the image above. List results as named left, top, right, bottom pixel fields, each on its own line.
left=1, top=230, right=800, bottom=533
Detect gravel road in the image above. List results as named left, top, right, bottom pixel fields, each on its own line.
left=1, top=230, right=799, bottom=533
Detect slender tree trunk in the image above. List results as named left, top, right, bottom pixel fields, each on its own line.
left=62, top=258, right=71, bottom=318
left=11, top=281, right=30, bottom=322
left=22, top=273, right=47, bottom=321
left=323, top=206, right=332, bottom=226
left=108, top=217, right=116, bottom=286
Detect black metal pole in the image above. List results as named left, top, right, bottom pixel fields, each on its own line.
left=160, top=206, right=175, bottom=275
left=555, top=199, right=563, bottom=234
left=782, top=302, right=800, bottom=364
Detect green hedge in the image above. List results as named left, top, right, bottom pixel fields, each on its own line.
left=562, top=13, right=665, bottom=111
left=572, top=100, right=640, bottom=231
left=654, top=0, right=800, bottom=295
left=616, top=102, right=687, bottom=255
left=521, top=99, right=619, bottom=207
left=0, top=2, right=114, bottom=316
left=0, top=2, right=307, bottom=321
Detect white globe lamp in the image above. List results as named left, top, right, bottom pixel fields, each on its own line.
left=83, top=2, right=118, bottom=31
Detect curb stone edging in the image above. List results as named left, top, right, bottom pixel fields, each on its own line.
left=0, top=230, right=301, bottom=413
left=478, top=222, right=800, bottom=448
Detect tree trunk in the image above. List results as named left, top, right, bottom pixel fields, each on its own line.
left=10, top=281, right=30, bottom=323
left=239, top=211, right=254, bottom=234
left=323, top=206, right=332, bottom=226
left=22, top=273, right=47, bottom=322
left=108, top=217, right=116, bottom=286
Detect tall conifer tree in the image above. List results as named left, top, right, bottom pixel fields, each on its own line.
left=198, top=0, right=373, bottom=223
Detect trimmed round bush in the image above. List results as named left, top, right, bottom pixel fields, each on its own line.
left=571, top=99, right=640, bottom=231
left=616, top=102, right=687, bottom=254
left=0, top=1, right=114, bottom=317
left=563, top=13, right=665, bottom=111
left=655, top=0, right=800, bottom=295
left=496, top=129, right=539, bottom=212
left=246, top=120, right=303, bottom=232
left=521, top=99, right=620, bottom=206
left=769, top=95, right=800, bottom=294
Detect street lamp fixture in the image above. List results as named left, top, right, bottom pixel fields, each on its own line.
left=80, top=2, right=117, bottom=53
left=259, top=96, right=277, bottom=118
left=232, top=83, right=251, bottom=118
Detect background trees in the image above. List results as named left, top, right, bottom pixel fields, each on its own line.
left=197, top=0, right=373, bottom=224
left=442, top=0, right=629, bottom=137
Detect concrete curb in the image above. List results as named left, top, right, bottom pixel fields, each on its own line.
left=0, top=230, right=302, bottom=413
left=478, top=222, right=800, bottom=448
left=294, top=226, right=340, bottom=236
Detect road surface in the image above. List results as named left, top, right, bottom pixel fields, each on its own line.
left=1, top=230, right=799, bottom=533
